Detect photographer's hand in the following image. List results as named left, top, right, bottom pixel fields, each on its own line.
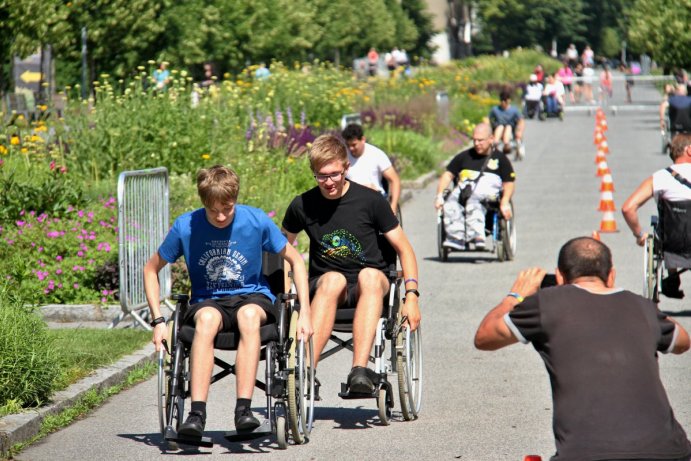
left=509, top=267, right=547, bottom=299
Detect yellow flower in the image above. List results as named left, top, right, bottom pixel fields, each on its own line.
left=20, top=147, right=28, bottom=154
left=0, top=145, right=7, bottom=155
left=10, top=136, right=20, bottom=145
left=201, top=154, right=210, bottom=160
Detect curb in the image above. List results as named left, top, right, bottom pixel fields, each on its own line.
left=0, top=344, right=156, bottom=457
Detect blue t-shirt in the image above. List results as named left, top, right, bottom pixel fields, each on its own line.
left=158, top=205, right=287, bottom=303
left=489, top=105, right=522, bottom=128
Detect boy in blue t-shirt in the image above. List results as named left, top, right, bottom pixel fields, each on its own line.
left=144, top=165, right=312, bottom=438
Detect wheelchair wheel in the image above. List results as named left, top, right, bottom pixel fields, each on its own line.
left=276, top=415, right=288, bottom=449
left=437, top=212, right=449, bottom=262
left=162, top=339, right=186, bottom=448
left=377, top=390, right=392, bottom=426
left=157, top=320, right=175, bottom=435
left=496, top=206, right=516, bottom=262
left=396, top=326, right=423, bottom=421
left=287, top=311, right=314, bottom=445
left=643, top=235, right=662, bottom=302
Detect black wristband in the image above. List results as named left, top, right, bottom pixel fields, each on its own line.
left=404, top=288, right=420, bottom=298
left=150, top=316, right=166, bottom=327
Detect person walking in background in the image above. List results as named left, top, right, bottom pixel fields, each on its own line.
left=599, top=65, right=613, bottom=105
left=367, top=48, right=379, bottom=77
left=557, top=61, right=575, bottom=104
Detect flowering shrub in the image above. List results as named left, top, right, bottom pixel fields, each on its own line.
left=0, top=197, right=119, bottom=305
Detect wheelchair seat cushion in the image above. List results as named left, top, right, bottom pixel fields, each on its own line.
left=183, top=293, right=279, bottom=332
left=179, top=322, right=279, bottom=350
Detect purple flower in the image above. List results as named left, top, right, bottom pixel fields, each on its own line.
left=56, top=255, right=63, bottom=261
left=16, top=220, right=25, bottom=227
left=73, top=283, right=79, bottom=289
left=100, top=297, right=107, bottom=303
left=101, top=289, right=109, bottom=296
left=267, top=210, right=276, bottom=218
left=56, top=269, right=63, bottom=275
left=77, top=250, right=84, bottom=257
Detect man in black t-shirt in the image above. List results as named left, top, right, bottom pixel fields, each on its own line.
left=475, top=237, right=691, bottom=461
left=282, top=134, right=420, bottom=394
left=434, top=122, right=515, bottom=250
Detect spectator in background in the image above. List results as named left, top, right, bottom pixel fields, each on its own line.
left=367, top=48, right=379, bottom=77
left=582, top=45, right=594, bottom=67
left=573, top=62, right=584, bottom=103
left=557, top=61, right=575, bottom=104
left=566, top=43, right=579, bottom=69
left=153, top=61, right=171, bottom=90
left=534, top=64, right=545, bottom=85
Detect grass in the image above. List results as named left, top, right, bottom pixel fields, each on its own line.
left=5, top=362, right=156, bottom=460
left=0, top=328, right=151, bottom=417
left=49, top=329, right=152, bottom=390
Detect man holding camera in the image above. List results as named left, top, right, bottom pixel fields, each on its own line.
left=474, top=236, right=691, bottom=461
left=434, top=122, right=515, bottom=250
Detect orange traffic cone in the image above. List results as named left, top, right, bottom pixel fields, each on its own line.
left=598, top=190, right=616, bottom=211
left=595, top=107, right=605, bottom=121
left=524, top=457, right=542, bottom=461
left=599, top=117, right=608, bottom=131
left=596, top=160, right=610, bottom=176
left=599, top=210, right=618, bottom=233
left=593, top=129, right=604, bottom=145
left=600, top=173, right=615, bottom=192
left=592, top=230, right=601, bottom=241
left=595, top=149, right=607, bottom=164
left=599, top=140, right=609, bottom=154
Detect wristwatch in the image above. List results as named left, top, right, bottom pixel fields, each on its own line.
left=150, top=316, right=166, bottom=327
left=404, top=288, right=420, bottom=298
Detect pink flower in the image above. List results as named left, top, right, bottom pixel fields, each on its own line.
left=16, top=220, right=25, bottom=227
left=100, top=297, right=107, bottom=303
left=56, top=255, right=63, bottom=261
left=77, top=250, right=84, bottom=257
left=101, top=289, right=109, bottom=295
left=49, top=160, right=56, bottom=170
left=267, top=210, right=276, bottom=218
left=56, top=269, right=63, bottom=275
left=73, top=283, right=79, bottom=289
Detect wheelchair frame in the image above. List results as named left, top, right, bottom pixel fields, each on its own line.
left=437, top=190, right=517, bottom=263
left=643, top=216, right=663, bottom=302
left=157, top=254, right=315, bottom=450
left=316, top=261, right=423, bottom=425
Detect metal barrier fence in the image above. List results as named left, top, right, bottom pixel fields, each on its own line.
left=115, top=167, right=171, bottom=329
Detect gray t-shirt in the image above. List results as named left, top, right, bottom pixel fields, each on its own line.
left=505, top=284, right=691, bottom=461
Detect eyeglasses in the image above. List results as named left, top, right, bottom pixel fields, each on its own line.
left=314, top=170, right=344, bottom=182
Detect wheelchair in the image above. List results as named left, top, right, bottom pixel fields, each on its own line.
left=643, top=200, right=691, bottom=302
left=660, top=112, right=671, bottom=155
left=317, top=238, right=422, bottom=424
left=523, top=99, right=543, bottom=120
left=538, top=95, right=564, bottom=121
left=157, top=253, right=315, bottom=450
left=436, top=189, right=517, bottom=263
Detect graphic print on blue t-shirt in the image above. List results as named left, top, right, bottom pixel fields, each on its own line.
left=320, top=229, right=365, bottom=263
left=196, top=238, right=249, bottom=291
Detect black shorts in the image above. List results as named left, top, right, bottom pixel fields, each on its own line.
left=309, top=273, right=390, bottom=310
left=563, top=83, right=572, bottom=91
left=184, top=293, right=277, bottom=331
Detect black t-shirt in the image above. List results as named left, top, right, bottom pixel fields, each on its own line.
left=506, top=285, right=691, bottom=461
left=282, top=181, right=399, bottom=282
left=446, top=148, right=515, bottom=189
left=668, top=95, right=691, bottom=132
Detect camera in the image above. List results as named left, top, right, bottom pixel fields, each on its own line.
left=540, top=273, right=557, bottom=288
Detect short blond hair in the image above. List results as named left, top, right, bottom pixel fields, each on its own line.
left=196, top=165, right=240, bottom=208
left=309, top=134, right=348, bottom=171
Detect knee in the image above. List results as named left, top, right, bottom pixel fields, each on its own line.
left=357, top=268, right=386, bottom=294
left=237, top=305, right=264, bottom=330
left=315, top=272, right=347, bottom=296
left=194, top=308, right=221, bottom=334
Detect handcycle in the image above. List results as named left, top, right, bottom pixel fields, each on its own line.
left=157, top=253, right=315, bottom=449
left=317, top=238, right=422, bottom=424
left=437, top=189, right=517, bottom=263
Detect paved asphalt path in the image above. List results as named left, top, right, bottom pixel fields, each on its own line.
left=18, top=79, right=691, bottom=461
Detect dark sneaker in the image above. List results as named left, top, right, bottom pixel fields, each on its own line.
left=661, top=273, right=685, bottom=299
left=178, top=410, right=205, bottom=438
left=347, top=366, right=378, bottom=394
left=234, top=407, right=260, bottom=431
left=472, top=238, right=486, bottom=250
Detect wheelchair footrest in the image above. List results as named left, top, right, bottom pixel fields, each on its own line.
left=338, top=382, right=378, bottom=399
left=164, top=427, right=214, bottom=448
left=224, top=419, right=273, bottom=442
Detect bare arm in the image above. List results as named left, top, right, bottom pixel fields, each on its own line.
left=659, top=100, right=669, bottom=129
left=514, top=117, right=525, bottom=141
left=280, top=243, right=312, bottom=340
left=384, top=226, right=420, bottom=331
left=669, top=318, right=691, bottom=354
left=474, top=267, right=545, bottom=350
left=499, top=181, right=515, bottom=220
left=143, top=252, right=169, bottom=351
left=382, top=165, right=401, bottom=215
left=621, top=176, right=653, bottom=246
left=434, top=171, right=454, bottom=209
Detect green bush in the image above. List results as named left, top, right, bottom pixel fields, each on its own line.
left=0, top=286, right=59, bottom=410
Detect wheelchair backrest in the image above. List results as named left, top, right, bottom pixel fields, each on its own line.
left=262, top=252, right=286, bottom=296
left=658, top=199, right=691, bottom=256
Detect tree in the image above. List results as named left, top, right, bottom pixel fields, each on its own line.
left=401, top=0, right=436, bottom=59
left=626, top=0, right=691, bottom=69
